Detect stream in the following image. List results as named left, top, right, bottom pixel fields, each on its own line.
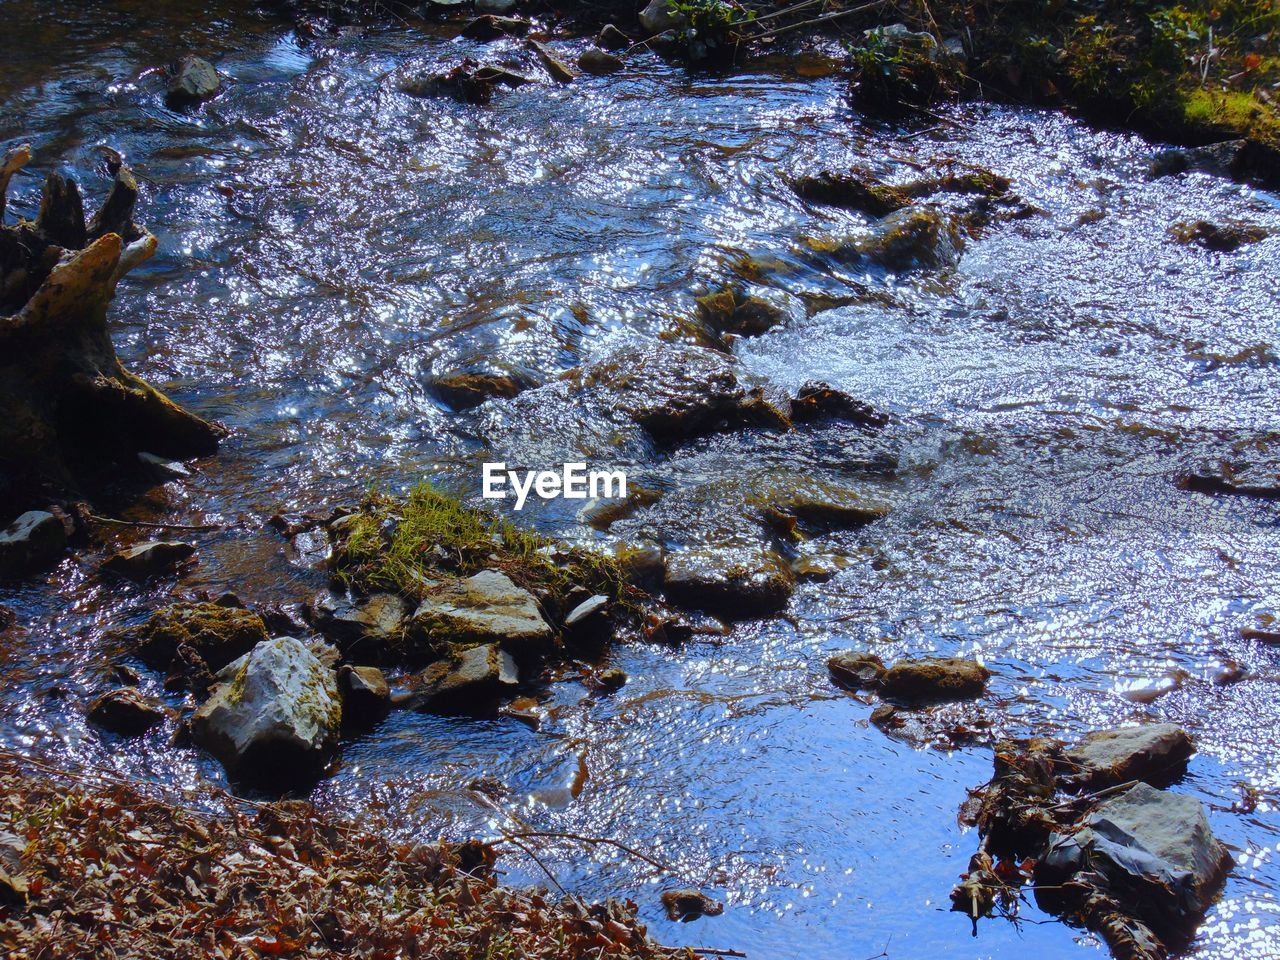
left=3, top=2, right=1280, bottom=957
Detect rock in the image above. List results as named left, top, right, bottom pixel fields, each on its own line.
left=398, top=60, right=533, bottom=105
left=1063, top=724, right=1195, bottom=790
left=660, top=888, right=723, bottom=922
left=612, top=541, right=666, bottom=589
left=137, top=451, right=192, bottom=480
left=597, top=24, right=632, bottom=49
left=878, top=657, right=989, bottom=705
left=339, top=664, right=390, bottom=722
left=639, top=0, right=686, bottom=34
left=0, top=830, right=27, bottom=902
left=578, top=47, right=624, bottom=75
left=1151, top=138, right=1280, bottom=188
left=460, top=15, right=530, bottom=41
left=87, top=688, right=167, bottom=735
left=828, top=651, right=884, bottom=690
left=431, top=369, right=526, bottom=409
left=664, top=544, right=795, bottom=618
left=1170, top=219, right=1270, bottom=251
left=791, top=169, right=910, bottom=216
left=191, top=637, right=342, bottom=784
left=858, top=206, right=962, bottom=270
left=789, top=382, right=889, bottom=429
left=410, top=570, right=552, bottom=654
left=311, top=590, right=407, bottom=657
left=695, top=288, right=788, bottom=337
left=166, top=56, right=220, bottom=107
left=563, top=594, right=612, bottom=644
left=765, top=477, right=894, bottom=530
left=1180, top=459, right=1280, bottom=499
left=101, top=541, right=195, bottom=580
left=499, top=695, right=541, bottom=728
left=475, top=0, right=518, bottom=12
left=0, top=511, right=67, bottom=578
left=406, top=643, right=519, bottom=711
left=527, top=39, right=577, bottom=83
left=1039, top=783, right=1232, bottom=940
left=123, top=601, right=269, bottom=688
left=572, top=344, right=790, bottom=442
left=598, top=666, right=628, bottom=691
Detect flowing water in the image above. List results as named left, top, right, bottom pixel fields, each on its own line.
left=3, top=3, right=1280, bottom=957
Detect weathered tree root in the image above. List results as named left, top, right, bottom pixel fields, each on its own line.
left=0, top=144, right=224, bottom=496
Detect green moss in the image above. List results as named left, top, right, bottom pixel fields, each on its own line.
left=332, top=482, right=632, bottom=611
left=1176, top=87, right=1279, bottom=139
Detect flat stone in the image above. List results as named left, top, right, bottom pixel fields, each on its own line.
left=101, top=541, right=194, bottom=580
left=1063, top=723, right=1195, bottom=789
left=527, top=39, right=577, bottom=83
left=0, top=511, right=67, bottom=578
left=410, top=570, right=552, bottom=653
left=311, top=591, right=407, bottom=653
left=563, top=594, right=611, bottom=642
left=87, top=688, right=167, bottom=735
left=827, top=651, right=884, bottom=690
left=879, top=657, right=990, bottom=705
left=192, top=637, right=342, bottom=785
left=664, top=544, right=795, bottom=618
left=578, top=47, right=624, bottom=75
left=407, top=643, right=518, bottom=711
left=137, top=451, right=191, bottom=479
left=1041, top=783, right=1231, bottom=938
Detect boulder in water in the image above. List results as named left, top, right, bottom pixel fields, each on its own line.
left=410, top=570, right=552, bottom=654
left=879, top=656, right=990, bottom=705
left=1170, top=219, right=1270, bottom=251
left=578, top=48, right=624, bottom=75
left=191, top=637, right=342, bottom=785
left=663, top=544, right=795, bottom=618
left=430, top=369, right=526, bottom=409
left=405, top=642, right=519, bottom=711
left=87, top=688, right=167, bottom=735
left=639, top=0, right=686, bottom=34
left=339, top=664, right=390, bottom=723
left=0, top=511, right=67, bottom=578
left=122, top=601, right=269, bottom=690
left=311, top=590, right=407, bottom=658
left=166, top=56, right=220, bottom=108
left=791, top=169, right=910, bottom=216
left=1062, top=723, right=1194, bottom=789
left=828, top=651, right=885, bottom=690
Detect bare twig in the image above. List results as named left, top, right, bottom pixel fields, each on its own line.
left=87, top=513, right=224, bottom=532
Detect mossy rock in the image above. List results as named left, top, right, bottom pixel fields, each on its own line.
left=124, top=602, right=268, bottom=683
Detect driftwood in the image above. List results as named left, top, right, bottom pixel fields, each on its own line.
left=0, top=144, right=224, bottom=498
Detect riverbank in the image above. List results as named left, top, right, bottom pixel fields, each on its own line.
left=0, top=754, right=697, bottom=959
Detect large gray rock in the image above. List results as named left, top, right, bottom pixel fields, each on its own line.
left=406, top=643, right=518, bottom=711
left=410, top=570, right=552, bottom=653
left=639, top=0, right=686, bottom=34
left=1041, top=783, right=1231, bottom=937
left=1064, top=724, right=1195, bottom=789
left=191, top=637, right=341, bottom=784
left=0, top=511, right=66, bottom=578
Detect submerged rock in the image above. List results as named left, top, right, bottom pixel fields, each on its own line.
left=598, top=666, right=628, bottom=691
left=87, top=688, right=167, bottom=735
left=1151, top=138, right=1280, bottom=188
left=789, top=381, right=889, bottom=429
left=102, top=541, right=194, bottom=580
left=1063, top=723, right=1194, bottom=790
left=0, top=511, right=67, bottom=579
left=406, top=642, right=519, bottom=711
left=431, top=369, right=527, bottom=410
left=166, top=56, right=220, bottom=107
left=791, top=169, right=910, bottom=216
left=1170, top=219, right=1271, bottom=251
left=1039, top=783, right=1231, bottom=941
left=859, top=207, right=962, bottom=270
left=1180, top=460, right=1280, bottom=499
left=696, top=288, right=788, bottom=337
left=124, top=601, right=269, bottom=688
left=398, top=60, right=533, bottom=105
left=410, top=570, right=552, bottom=654
left=879, top=657, right=990, bottom=705
left=192, top=637, right=341, bottom=784
left=664, top=544, right=795, bottom=618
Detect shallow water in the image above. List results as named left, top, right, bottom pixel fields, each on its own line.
left=3, top=4, right=1280, bottom=957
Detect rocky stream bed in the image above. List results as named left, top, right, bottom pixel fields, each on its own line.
left=1, top=1, right=1280, bottom=958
